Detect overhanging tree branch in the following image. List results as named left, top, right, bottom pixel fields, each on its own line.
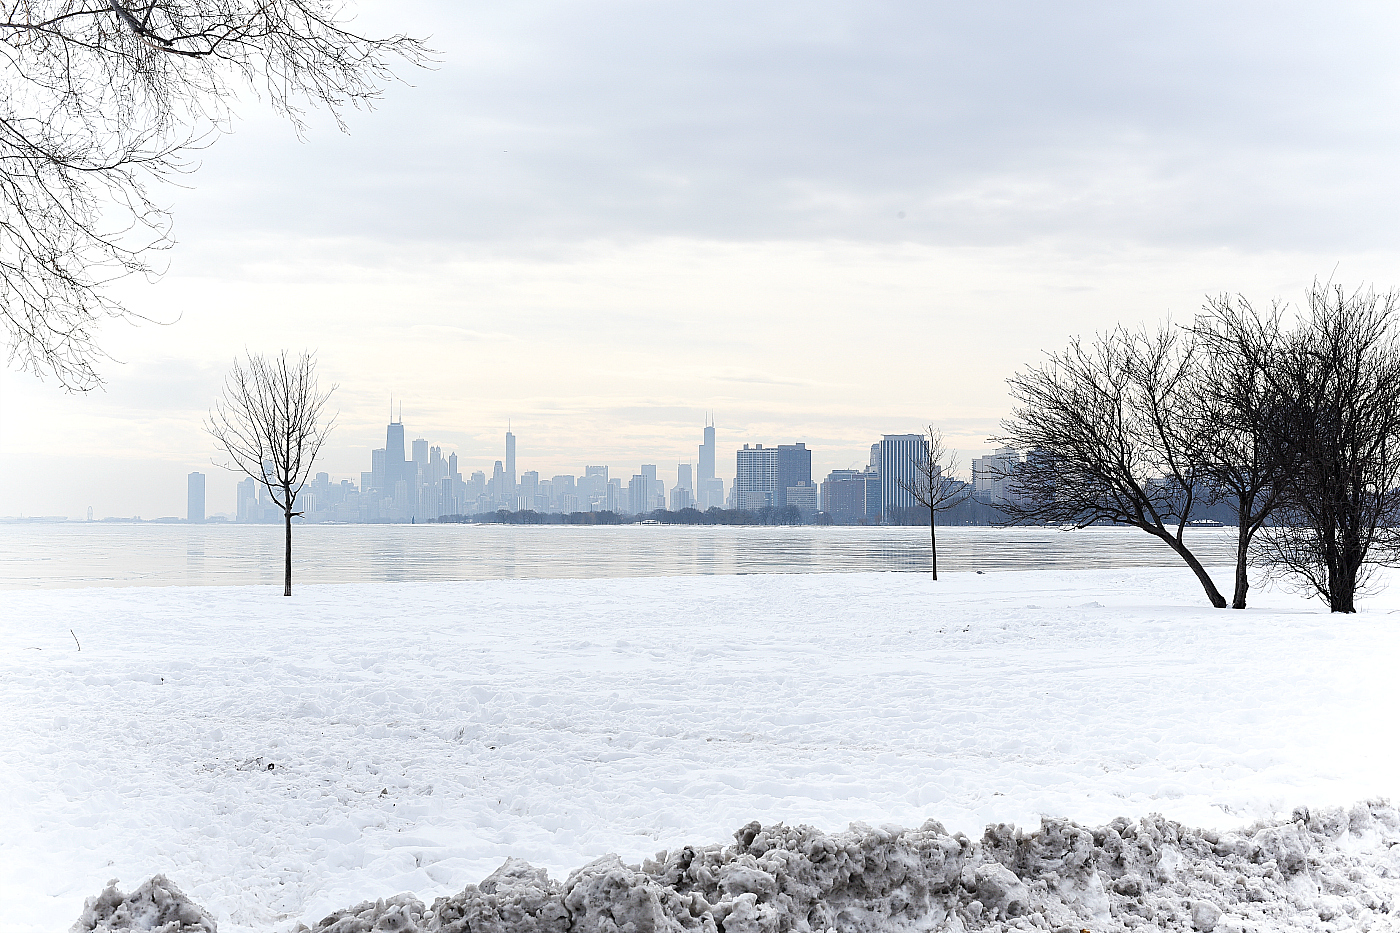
left=2, top=2, right=431, bottom=390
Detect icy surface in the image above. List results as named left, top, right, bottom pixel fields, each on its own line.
left=2, top=567, right=1399, bottom=931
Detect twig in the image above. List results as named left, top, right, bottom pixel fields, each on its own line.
left=70, top=629, right=81, bottom=651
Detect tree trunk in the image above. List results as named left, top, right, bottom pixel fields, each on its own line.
left=1231, top=523, right=1251, bottom=609
left=283, top=497, right=293, bottom=597
left=929, top=506, right=938, bottom=581
left=1165, top=533, right=1228, bottom=608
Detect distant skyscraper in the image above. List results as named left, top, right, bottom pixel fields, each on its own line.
left=412, top=438, right=429, bottom=466
left=641, top=464, right=661, bottom=510
left=509, top=425, right=520, bottom=487
left=697, top=419, right=724, bottom=509
left=677, top=463, right=693, bottom=492
left=386, top=410, right=407, bottom=493
left=972, top=447, right=1023, bottom=505
left=236, top=476, right=257, bottom=522
left=628, top=474, right=650, bottom=514
left=879, top=434, right=929, bottom=519
left=775, top=443, right=811, bottom=509
left=187, top=472, right=205, bottom=523
left=699, top=420, right=715, bottom=483
left=735, top=444, right=779, bottom=511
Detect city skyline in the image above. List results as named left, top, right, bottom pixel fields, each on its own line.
left=223, top=415, right=936, bottom=524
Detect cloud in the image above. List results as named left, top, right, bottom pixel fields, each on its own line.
left=172, top=1, right=1400, bottom=255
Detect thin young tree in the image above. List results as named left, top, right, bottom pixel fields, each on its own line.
left=1251, top=283, right=1400, bottom=612
left=207, top=350, right=335, bottom=595
left=897, top=425, right=969, bottom=580
left=998, top=324, right=1229, bottom=607
left=2, top=3, right=429, bottom=390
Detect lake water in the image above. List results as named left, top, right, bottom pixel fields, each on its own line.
left=0, top=523, right=1240, bottom=589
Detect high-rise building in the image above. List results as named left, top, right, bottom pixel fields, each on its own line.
left=697, top=420, right=724, bottom=509
left=640, top=464, right=662, bottom=510
left=972, top=447, right=1023, bottom=505
left=677, top=463, right=693, bottom=492
left=519, top=470, right=539, bottom=507
left=504, top=426, right=516, bottom=499
left=412, top=438, right=429, bottom=467
left=879, top=434, right=929, bottom=520
left=187, top=472, right=205, bottom=523
left=786, top=482, right=817, bottom=521
left=776, top=443, right=811, bottom=509
left=386, top=417, right=406, bottom=490
left=236, top=477, right=257, bottom=522
left=628, top=474, right=651, bottom=514
left=734, top=444, right=779, bottom=511
left=699, top=421, right=715, bottom=482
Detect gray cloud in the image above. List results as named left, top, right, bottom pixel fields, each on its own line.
left=175, top=0, right=1400, bottom=254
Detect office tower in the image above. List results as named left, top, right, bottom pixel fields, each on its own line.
left=640, top=464, right=661, bottom=510
left=187, top=472, right=206, bottom=523
left=370, top=448, right=386, bottom=494
left=776, top=443, right=811, bottom=509
left=491, top=460, right=506, bottom=503
left=699, top=420, right=715, bottom=481
left=669, top=485, right=695, bottom=511
left=520, top=470, right=539, bottom=506
left=504, top=426, right=516, bottom=496
left=581, top=465, right=609, bottom=509
left=675, top=462, right=695, bottom=510
left=698, top=420, right=724, bottom=509
left=386, top=416, right=406, bottom=487
left=971, top=447, right=1023, bottom=505
left=820, top=469, right=866, bottom=522
left=786, top=482, right=817, bottom=521
left=412, top=438, right=429, bottom=467
left=734, top=444, right=779, bottom=511
left=628, top=474, right=650, bottom=514
left=236, top=477, right=257, bottom=522
left=879, top=433, right=930, bottom=520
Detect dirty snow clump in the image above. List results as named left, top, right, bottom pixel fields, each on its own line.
left=70, top=875, right=216, bottom=933
left=81, top=801, right=1400, bottom=933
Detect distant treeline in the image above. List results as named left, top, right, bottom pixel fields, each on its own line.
left=434, top=502, right=1044, bottom=526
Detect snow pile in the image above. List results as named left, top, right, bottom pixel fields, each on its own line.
left=72, top=875, right=216, bottom=932
left=84, top=802, right=1400, bottom=933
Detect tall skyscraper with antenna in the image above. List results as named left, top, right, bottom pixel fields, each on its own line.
left=697, top=415, right=724, bottom=509
left=504, top=424, right=517, bottom=506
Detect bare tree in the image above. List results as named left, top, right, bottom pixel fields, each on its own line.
left=207, top=350, right=335, bottom=595
left=1189, top=296, right=1292, bottom=608
left=2, top=2, right=429, bottom=390
left=997, top=324, right=1229, bottom=607
left=897, top=425, right=969, bottom=580
left=1250, top=283, right=1400, bottom=613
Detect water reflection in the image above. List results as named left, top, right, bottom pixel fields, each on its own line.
left=0, top=523, right=1241, bottom=590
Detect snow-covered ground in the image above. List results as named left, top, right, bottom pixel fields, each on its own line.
left=3, top=567, right=1399, bottom=931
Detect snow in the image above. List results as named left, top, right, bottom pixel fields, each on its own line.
left=2, top=567, right=1399, bottom=931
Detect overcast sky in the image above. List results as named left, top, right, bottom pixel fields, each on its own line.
left=5, top=0, right=1400, bottom=517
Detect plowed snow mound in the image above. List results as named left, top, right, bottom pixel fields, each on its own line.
left=77, top=801, right=1400, bottom=933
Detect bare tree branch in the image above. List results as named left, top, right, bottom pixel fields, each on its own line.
left=2, top=2, right=431, bottom=390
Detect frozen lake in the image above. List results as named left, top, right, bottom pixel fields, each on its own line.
left=0, top=522, right=1239, bottom=589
